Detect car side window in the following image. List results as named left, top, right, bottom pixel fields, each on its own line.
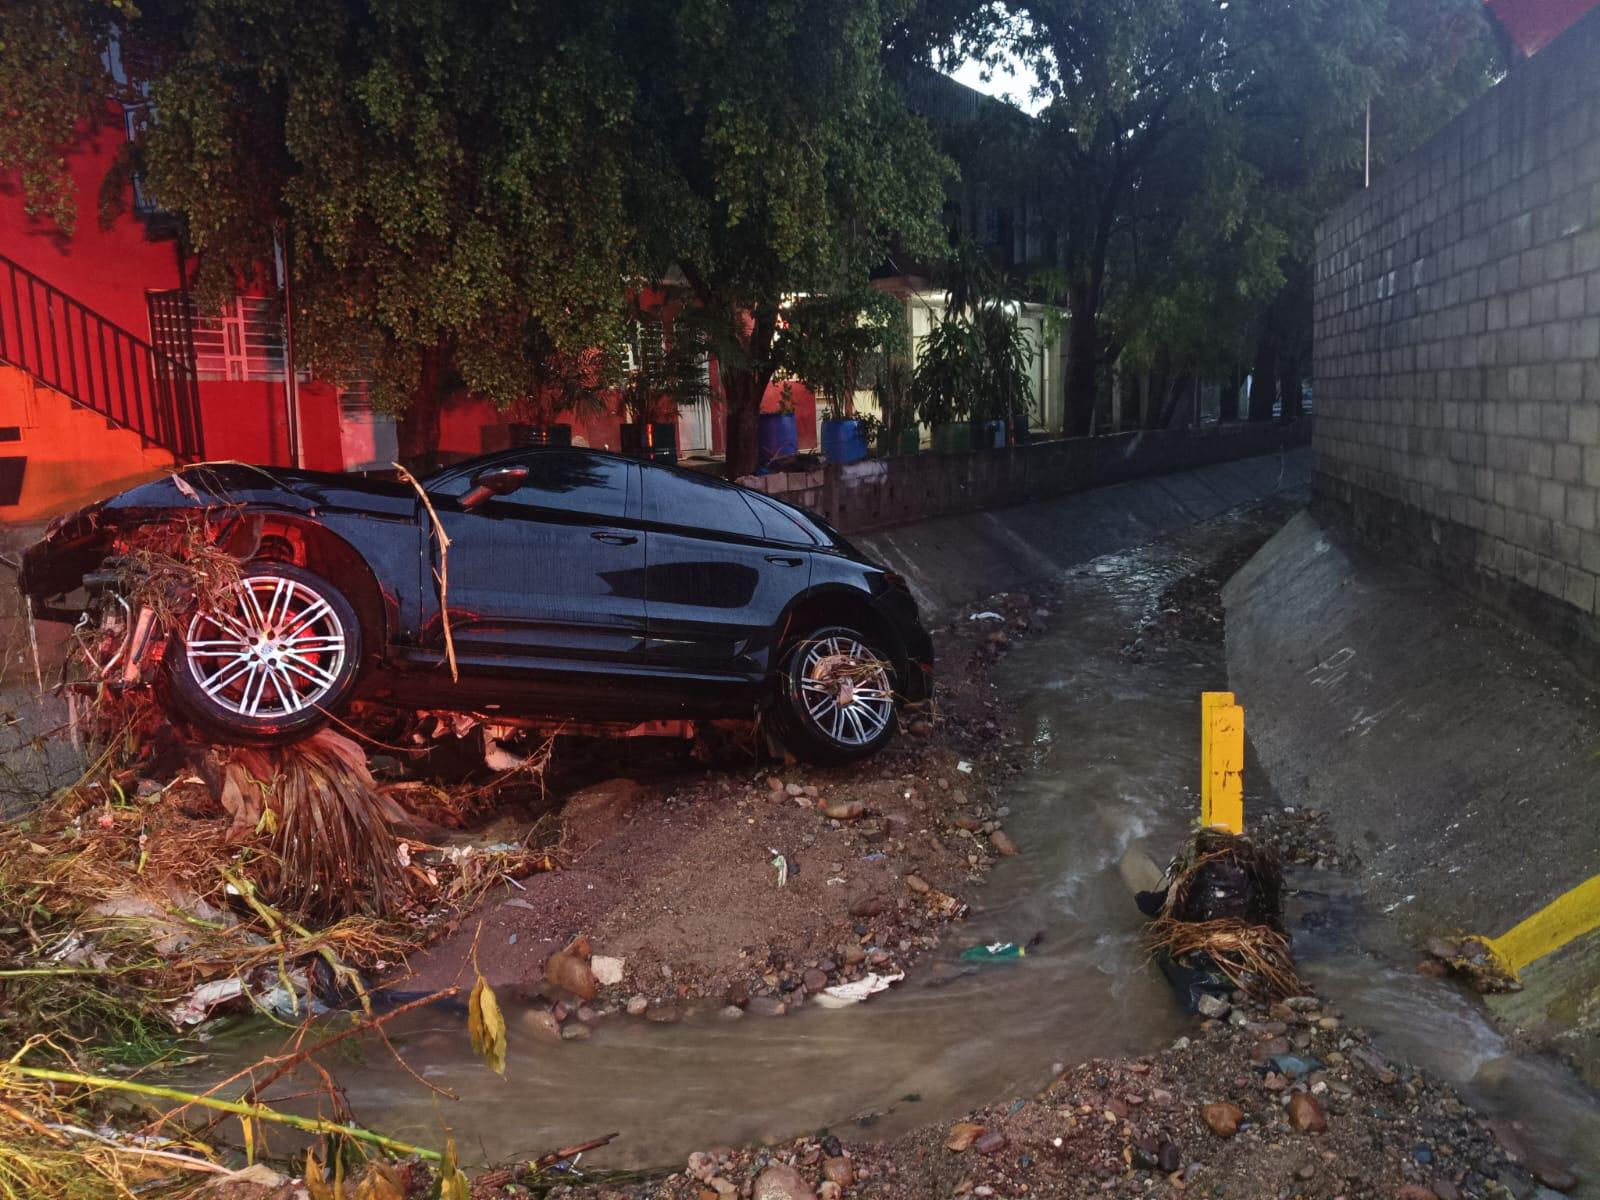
left=642, top=467, right=765, bottom=538
left=438, top=452, right=630, bottom=519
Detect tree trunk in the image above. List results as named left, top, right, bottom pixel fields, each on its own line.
left=1248, top=331, right=1277, bottom=422
left=1278, top=353, right=1303, bottom=421
left=397, top=345, right=448, bottom=472
left=1220, top=365, right=1241, bottom=423
left=721, top=365, right=766, bottom=479
left=1065, top=280, right=1098, bottom=437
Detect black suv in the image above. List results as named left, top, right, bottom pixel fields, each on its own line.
left=21, top=449, right=933, bottom=764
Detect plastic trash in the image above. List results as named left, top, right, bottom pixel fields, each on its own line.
left=960, top=941, right=1026, bottom=962
left=769, top=850, right=788, bottom=888
left=968, top=611, right=1003, bottom=621
left=813, top=971, right=905, bottom=1008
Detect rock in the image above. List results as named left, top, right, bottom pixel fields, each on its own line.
left=560, top=1021, right=592, bottom=1040
left=520, top=1010, right=562, bottom=1043
left=1287, top=1092, right=1326, bottom=1133
left=590, top=955, right=625, bottom=987
left=544, top=940, right=597, bottom=1001
left=1196, top=994, right=1231, bottom=1019
left=1427, top=936, right=1461, bottom=960
left=1283, top=996, right=1321, bottom=1011
left=824, top=801, right=865, bottom=821
left=767, top=776, right=786, bottom=793
left=904, top=874, right=930, bottom=894
left=645, top=1004, right=681, bottom=1024
left=1269, top=1053, right=1321, bottom=1078
left=786, top=782, right=805, bottom=797
left=719, top=1005, right=745, bottom=1020
left=974, top=1132, right=1009, bottom=1155
left=1350, top=1045, right=1398, bottom=1084
left=802, top=968, right=828, bottom=992
left=725, top=979, right=749, bottom=1008
left=561, top=779, right=647, bottom=852
left=1431, top=1180, right=1460, bottom=1200
left=625, top=994, right=649, bottom=1016
left=1532, top=1161, right=1578, bottom=1193
left=1250, top=1036, right=1291, bottom=1061
left=753, top=1163, right=816, bottom=1200
left=946, top=1123, right=987, bottom=1152
left=746, top=996, right=787, bottom=1017
left=989, top=830, right=1020, bottom=856
left=841, top=943, right=866, bottom=966
left=909, top=719, right=933, bottom=737
left=849, top=895, right=886, bottom=919
left=1398, top=1187, right=1438, bottom=1200
left=821, top=1156, right=854, bottom=1186
left=1200, top=1102, right=1244, bottom=1137
left=1157, top=1142, right=1182, bottom=1172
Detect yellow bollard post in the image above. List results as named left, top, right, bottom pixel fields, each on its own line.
left=1200, top=691, right=1244, bottom=833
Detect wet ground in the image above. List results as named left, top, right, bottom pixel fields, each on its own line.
left=196, top=501, right=1599, bottom=1190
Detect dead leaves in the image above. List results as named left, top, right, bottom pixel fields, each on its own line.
left=468, top=972, right=507, bottom=1075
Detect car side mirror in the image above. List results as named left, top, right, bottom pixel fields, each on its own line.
left=460, top=463, right=529, bottom=510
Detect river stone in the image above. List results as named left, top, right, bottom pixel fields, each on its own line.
left=545, top=943, right=597, bottom=1001
left=625, top=994, right=649, bottom=1016
left=1196, top=994, right=1231, bottom=1019
left=989, top=830, right=1020, bottom=856
left=645, top=1004, right=682, bottom=1024
left=1157, top=1142, right=1182, bottom=1172
left=1201, top=1102, right=1244, bottom=1137
left=802, top=968, right=828, bottom=992
left=559, top=1021, right=591, bottom=1040
left=904, top=874, right=930, bottom=894
left=974, top=1132, right=1009, bottom=1155
left=821, top=1156, right=854, bottom=1186
left=946, top=1123, right=987, bottom=1152
left=753, top=1163, right=816, bottom=1200
left=1250, top=1036, right=1291, bottom=1061
left=520, top=1010, right=562, bottom=1043
left=1287, top=1092, right=1327, bottom=1133
left=591, top=955, right=625, bottom=987
left=746, top=996, right=787, bottom=1017
left=824, top=801, right=865, bottom=821
left=841, top=943, right=866, bottom=965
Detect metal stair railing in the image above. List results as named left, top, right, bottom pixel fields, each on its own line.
left=0, top=252, right=204, bottom=461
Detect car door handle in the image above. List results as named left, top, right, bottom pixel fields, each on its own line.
left=591, top=531, right=638, bottom=545
left=765, top=554, right=804, bottom=566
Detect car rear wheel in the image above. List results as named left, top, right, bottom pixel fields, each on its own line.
left=775, top=624, right=898, bottom=765
left=167, top=562, right=361, bottom=743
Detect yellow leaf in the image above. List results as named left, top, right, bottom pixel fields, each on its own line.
left=241, top=1114, right=255, bottom=1165
left=304, top=1149, right=334, bottom=1200
left=353, top=1162, right=405, bottom=1200
left=437, top=1138, right=471, bottom=1200
left=467, top=974, right=506, bottom=1075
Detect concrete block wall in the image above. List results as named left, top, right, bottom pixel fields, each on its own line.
left=740, top=420, right=1310, bottom=534
left=1313, top=6, right=1600, bottom=664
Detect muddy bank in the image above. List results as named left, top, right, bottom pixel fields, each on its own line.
left=390, top=592, right=1046, bottom=1018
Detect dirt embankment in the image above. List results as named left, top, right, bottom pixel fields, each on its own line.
left=390, top=590, right=1049, bottom=1021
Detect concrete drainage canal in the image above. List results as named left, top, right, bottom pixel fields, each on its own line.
left=189, top=509, right=1600, bottom=1191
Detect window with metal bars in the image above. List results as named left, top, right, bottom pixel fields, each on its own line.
left=147, top=293, right=302, bottom=382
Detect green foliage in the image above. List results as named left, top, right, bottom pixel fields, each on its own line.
left=616, top=302, right=713, bottom=425
left=779, top=289, right=904, bottom=413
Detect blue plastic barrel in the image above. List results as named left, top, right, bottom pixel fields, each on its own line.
left=820, top=418, right=868, bottom=464
left=758, top=412, right=798, bottom=469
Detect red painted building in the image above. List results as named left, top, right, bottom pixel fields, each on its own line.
left=1, top=103, right=816, bottom=524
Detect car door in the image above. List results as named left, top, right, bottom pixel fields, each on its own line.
left=425, top=451, right=647, bottom=667
left=640, top=465, right=810, bottom=676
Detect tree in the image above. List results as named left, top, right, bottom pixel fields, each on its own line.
left=995, top=0, right=1498, bottom=434
left=621, top=0, right=953, bottom=477
left=4, top=0, right=640, bottom=467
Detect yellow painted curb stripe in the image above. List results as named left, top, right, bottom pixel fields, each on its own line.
left=1481, top=874, right=1600, bottom=974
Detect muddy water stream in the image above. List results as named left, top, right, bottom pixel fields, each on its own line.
left=202, top=521, right=1600, bottom=1184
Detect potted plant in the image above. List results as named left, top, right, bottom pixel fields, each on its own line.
left=758, top=388, right=800, bottom=471
left=617, top=307, right=709, bottom=465
left=509, top=326, right=605, bottom=446
left=818, top=403, right=870, bottom=465
left=969, top=302, right=1035, bottom=450
left=913, top=314, right=977, bottom=453
left=867, top=352, right=919, bottom=456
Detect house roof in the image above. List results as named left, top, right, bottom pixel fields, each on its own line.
left=1483, top=0, right=1600, bottom=56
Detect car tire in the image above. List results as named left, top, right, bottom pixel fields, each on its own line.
left=774, top=624, right=899, bottom=765
left=166, top=561, right=362, bottom=744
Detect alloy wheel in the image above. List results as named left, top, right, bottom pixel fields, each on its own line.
left=184, top=575, right=349, bottom=719
left=797, top=633, right=895, bottom=747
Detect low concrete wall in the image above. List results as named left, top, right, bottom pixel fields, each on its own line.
left=858, top=447, right=1312, bottom=621
left=742, top=420, right=1312, bottom=534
